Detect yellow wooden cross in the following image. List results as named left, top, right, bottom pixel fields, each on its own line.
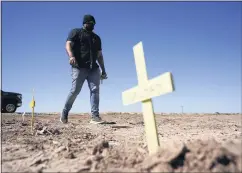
left=29, top=89, right=35, bottom=133
left=122, top=42, right=175, bottom=154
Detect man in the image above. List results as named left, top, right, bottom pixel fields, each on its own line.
left=60, top=14, right=108, bottom=124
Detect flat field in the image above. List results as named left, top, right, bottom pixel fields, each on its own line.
left=1, top=113, right=241, bottom=172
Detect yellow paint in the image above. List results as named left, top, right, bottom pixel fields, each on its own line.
left=122, top=42, right=175, bottom=154
left=30, top=100, right=35, bottom=108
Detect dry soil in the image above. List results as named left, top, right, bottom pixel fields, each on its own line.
left=1, top=113, right=242, bottom=172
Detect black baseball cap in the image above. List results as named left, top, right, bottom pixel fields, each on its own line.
left=83, top=14, right=96, bottom=24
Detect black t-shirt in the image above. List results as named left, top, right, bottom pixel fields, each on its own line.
left=66, top=28, right=102, bottom=69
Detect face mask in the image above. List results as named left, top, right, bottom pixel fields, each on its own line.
left=86, top=23, right=94, bottom=31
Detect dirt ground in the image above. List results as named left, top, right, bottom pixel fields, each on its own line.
left=1, top=113, right=242, bottom=172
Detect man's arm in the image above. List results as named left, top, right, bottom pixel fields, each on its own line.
left=66, top=41, right=74, bottom=58
left=97, top=50, right=106, bottom=73
left=96, top=35, right=106, bottom=73
left=66, top=29, right=78, bottom=58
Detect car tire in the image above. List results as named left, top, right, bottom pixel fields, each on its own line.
left=4, top=103, right=17, bottom=113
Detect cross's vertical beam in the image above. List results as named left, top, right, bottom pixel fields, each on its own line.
left=133, top=42, right=160, bottom=154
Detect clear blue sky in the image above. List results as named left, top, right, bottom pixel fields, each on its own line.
left=2, top=2, right=241, bottom=113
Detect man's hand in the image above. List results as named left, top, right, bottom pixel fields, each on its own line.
left=101, top=71, right=108, bottom=80
left=69, top=57, right=76, bottom=65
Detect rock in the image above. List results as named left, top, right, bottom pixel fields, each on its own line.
left=54, top=146, right=66, bottom=153
left=92, top=141, right=109, bottom=155
left=64, top=152, right=75, bottom=159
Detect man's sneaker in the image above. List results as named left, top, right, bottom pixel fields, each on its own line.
left=60, top=110, right=68, bottom=124
left=90, top=116, right=104, bottom=124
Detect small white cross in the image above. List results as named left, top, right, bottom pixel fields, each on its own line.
left=122, top=42, right=175, bottom=154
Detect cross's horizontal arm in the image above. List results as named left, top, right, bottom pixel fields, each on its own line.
left=122, top=72, right=175, bottom=105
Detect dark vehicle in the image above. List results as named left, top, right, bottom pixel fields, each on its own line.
left=1, top=90, right=22, bottom=113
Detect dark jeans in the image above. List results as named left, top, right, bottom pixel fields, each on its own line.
left=63, top=67, right=100, bottom=117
